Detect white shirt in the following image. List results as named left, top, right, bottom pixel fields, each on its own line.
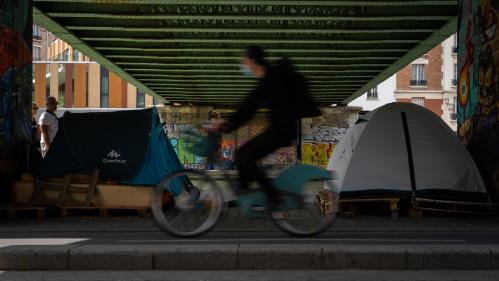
left=39, top=111, right=59, bottom=144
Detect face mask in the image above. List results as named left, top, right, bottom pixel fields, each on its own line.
left=240, top=64, right=252, bottom=76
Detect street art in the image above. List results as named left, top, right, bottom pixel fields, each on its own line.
left=301, top=124, right=347, bottom=168
left=220, top=139, right=235, bottom=161
left=457, top=0, right=499, bottom=197
left=303, top=125, right=347, bottom=143
left=165, top=121, right=207, bottom=169
left=0, top=0, right=32, bottom=148
left=262, top=146, right=296, bottom=165
left=301, top=142, right=336, bottom=168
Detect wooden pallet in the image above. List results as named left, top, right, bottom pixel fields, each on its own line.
left=0, top=205, right=47, bottom=219
left=339, top=197, right=400, bottom=220
left=411, top=197, right=495, bottom=217
left=60, top=206, right=150, bottom=217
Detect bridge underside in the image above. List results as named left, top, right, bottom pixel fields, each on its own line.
left=33, top=0, right=458, bottom=106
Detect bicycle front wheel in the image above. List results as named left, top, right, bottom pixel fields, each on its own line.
left=273, top=178, right=338, bottom=236
left=151, top=169, right=224, bottom=237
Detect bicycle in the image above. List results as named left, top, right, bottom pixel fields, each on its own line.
left=151, top=127, right=339, bottom=237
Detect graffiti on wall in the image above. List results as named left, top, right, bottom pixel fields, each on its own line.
left=165, top=120, right=207, bottom=170
left=261, top=146, right=296, bottom=165
left=457, top=0, right=499, bottom=197
left=0, top=0, right=32, bottom=148
left=301, top=124, right=347, bottom=168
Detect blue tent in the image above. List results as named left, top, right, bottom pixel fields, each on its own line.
left=38, top=107, right=185, bottom=194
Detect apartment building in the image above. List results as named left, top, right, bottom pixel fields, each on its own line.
left=32, top=25, right=156, bottom=109
left=395, top=35, right=458, bottom=131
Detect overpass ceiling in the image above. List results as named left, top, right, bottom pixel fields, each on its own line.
left=33, top=0, right=458, bottom=106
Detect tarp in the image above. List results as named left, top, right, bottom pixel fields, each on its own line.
left=123, top=108, right=185, bottom=194
left=326, top=102, right=490, bottom=203
left=36, top=108, right=184, bottom=187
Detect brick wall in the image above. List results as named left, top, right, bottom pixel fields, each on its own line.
left=396, top=44, right=443, bottom=91
left=396, top=98, right=443, bottom=116
left=425, top=99, right=443, bottom=116
left=396, top=66, right=412, bottom=91
left=426, top=45, right=443, bottom=91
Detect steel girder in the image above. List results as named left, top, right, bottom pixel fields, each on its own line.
left=33, top=0, right=458, bottom=106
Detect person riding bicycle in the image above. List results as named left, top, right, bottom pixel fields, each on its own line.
left=212, top=46, right=321, bottom=210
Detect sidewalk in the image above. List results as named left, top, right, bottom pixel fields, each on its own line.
left=2, top=210, right=499, bottom=270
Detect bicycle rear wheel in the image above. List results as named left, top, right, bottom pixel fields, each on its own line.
left=273, top=178, right=338, bottom=236
left=151, top=169, right=224, bottom=237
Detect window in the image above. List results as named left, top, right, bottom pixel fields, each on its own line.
left=410, top=64, right=426, bottom=86
left=100, top=67, right=109, bottom=108
left=412, top=97, right=425, bottom=107
left=450, top=96, right=457, bottom=120
left=452, top=34, right=458, bottom=53
left=366, top=87, right=378, bottom=99
left=73, top=49, right=80, bottom=61
left=452, top=64, right=458, bottom=86
left=33, top=46, right=41, bottom=61
left=136, top=89, right=145, bottom=108
left=33, top=25, right=41, bottom=39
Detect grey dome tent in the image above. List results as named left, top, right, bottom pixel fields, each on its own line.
left=326, top=102, right=490, bottom=203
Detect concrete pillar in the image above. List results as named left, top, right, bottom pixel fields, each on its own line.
left=457, top=0, right=499, bottom=199
left=0, top=0, right=33, bottom=202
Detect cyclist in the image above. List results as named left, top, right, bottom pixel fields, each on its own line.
left=212, top=46, right=320, bottom=211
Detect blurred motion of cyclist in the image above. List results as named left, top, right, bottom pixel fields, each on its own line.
left=212, top=46, right=320, bottom=210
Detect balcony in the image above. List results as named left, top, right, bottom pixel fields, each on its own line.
left=410, top=80, right=427, bottom=87
left=452, top=78, right=458, bottom=87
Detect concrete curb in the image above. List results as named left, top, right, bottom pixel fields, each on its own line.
left=1, top=244, right=499, bottom=270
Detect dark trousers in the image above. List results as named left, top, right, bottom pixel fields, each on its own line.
left=235, top=130, right=295, bottom=204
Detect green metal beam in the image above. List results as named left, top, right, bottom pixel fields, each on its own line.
left=140, top=79, right=367, bottom=85
left=108, top=55, right=398, bottom=61
left=32, top=6, right=166, bottom=103
left=124, top=68, right=380, bottom=74
left=67, top=26, right=436, bottom=35
left=95, top=47, right=411, bottom=54
left=132, top=73, right=374, bottom=79
left=148, top=84, right=358, bottom=88
left=34, top=1, right=457, bottom=7
left=81, top=37, right=420, bottom=44
left=48, top=13, right=452, bottom=22
left=151, top=87, right=356, bottom=92
left=344, top=16, right=458, bottom=104
left=116, top=62, right=389, bottom=68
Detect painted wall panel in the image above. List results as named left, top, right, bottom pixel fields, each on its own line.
left=73, top=64, right=87, bottom=107
left=127, top=84, right=137, bottom=108
left=457, top=0, right=499, bottom=198
left=64, top=64, right=72, bottom=107
left=87, top=63, right=100, bottom=108
left=34, top=63, right=46, bottom=106
left=108, top=71, right=122, bottom=108
left=145, top=94, right=153, bottom=107
left=50, top=63, right=58, bottom=98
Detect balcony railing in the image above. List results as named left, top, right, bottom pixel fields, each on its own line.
left=410, top=80, right=427, bottom=86
left=452, top=78, right=458, bottom=86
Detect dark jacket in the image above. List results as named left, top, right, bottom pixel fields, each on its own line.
left=227, top=63, right=316, bottom=140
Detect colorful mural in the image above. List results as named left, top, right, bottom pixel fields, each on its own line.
left=457, top=0, right=499, bottom=198
left=165, top=121, right=207, bottom=170
left=301, top=124, right=347, bottom=168
left=0, top=0, right=32, bottom=148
